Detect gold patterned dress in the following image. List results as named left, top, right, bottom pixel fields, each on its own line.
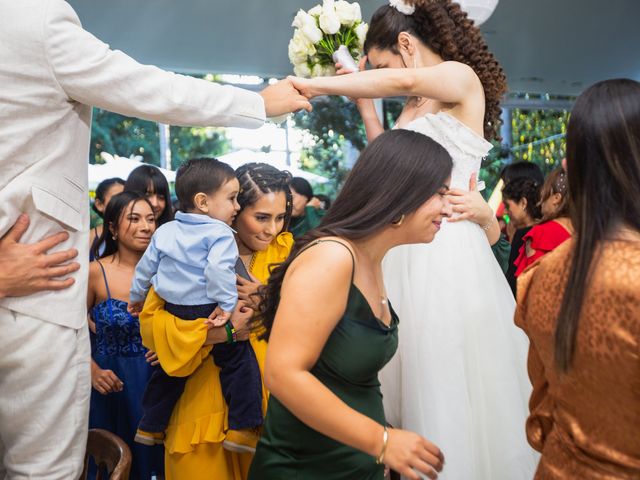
left=515, top=239, right=640, bottom=479
left=139, top=232, right=293, bottom=480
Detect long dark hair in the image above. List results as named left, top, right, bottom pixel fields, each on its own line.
left=96, top=191, right=154, bottom=259
left=364, top=0, right=507, bottom=141
left=555, top=78, right=640, bottom=372
left=92, top=177, right=125, bottom=217
left=258, top=130, right=453, bottom=339
left=235, top=163, right=293, bottom=230
left=124, top=165, right=173, bottom=226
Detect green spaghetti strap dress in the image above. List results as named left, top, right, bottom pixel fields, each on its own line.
left=248, top=240, right=399, bottom=480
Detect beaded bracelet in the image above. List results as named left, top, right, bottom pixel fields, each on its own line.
left=224, top=323, right=237, bottom=344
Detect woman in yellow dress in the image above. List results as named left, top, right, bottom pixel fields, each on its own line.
left=139, top=163, right=294, bottom=479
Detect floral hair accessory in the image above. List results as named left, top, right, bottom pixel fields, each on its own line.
left=555, top=171, right=568, bottom=195
left=389, top=0, right=416, bottom=15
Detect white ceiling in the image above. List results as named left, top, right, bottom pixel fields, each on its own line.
left=68, top=0, right=640, bottom=97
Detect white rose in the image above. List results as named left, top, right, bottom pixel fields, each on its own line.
left=301, top=23, right=323, bottom=44
left=389, top=0, right=416, bottom=16
left=292, top=9, right=311, bottom=29
left=321, top=64, right=336, bottom=76
left=355, top=22, right=368, bottom=48
left=292, top=9, right=323, bottom=44
left=334, top=1, right=361, bottom=26
left=311, top=63, right=336, bottom=77
left=288, top=29, right=314, bottom=65
left=319, top=0, right=341, bottom=34
left=294, top=62, right=312, bottom=78
left=308, top=5, right=323, bottom=16
left=310, top=63, right=325, bottom=78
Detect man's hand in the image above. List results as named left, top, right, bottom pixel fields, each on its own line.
left=0, top=214, right=80, bottom=299
left=287, top=76, right=318, bottom=101
left=259, top=79, right=312, bottom=118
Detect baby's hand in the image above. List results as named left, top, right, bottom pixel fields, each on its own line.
left=127, top=301, right=144, bottom=317
left=204, top=306, right=231, bottom=328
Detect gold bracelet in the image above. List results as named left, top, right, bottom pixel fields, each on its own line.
left=375, top=426, right=389, bottom=465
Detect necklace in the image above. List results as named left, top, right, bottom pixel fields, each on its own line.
left=241, top=253, right=256, bottom=273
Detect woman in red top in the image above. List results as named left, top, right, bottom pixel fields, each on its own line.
left=515, top=167, right=572, bottom=276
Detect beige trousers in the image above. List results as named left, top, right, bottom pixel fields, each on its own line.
left=0, top=307, right=90, bottom=479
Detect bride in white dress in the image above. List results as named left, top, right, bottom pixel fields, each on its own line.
left=290, top=1, right=539, bottom=478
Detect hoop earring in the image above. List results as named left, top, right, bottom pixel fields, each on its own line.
left=392, top=214, right=405, bottom=226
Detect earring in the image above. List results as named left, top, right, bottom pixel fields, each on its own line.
left=112, top=233, right=118, bottom=240
left=392, top=214, right=405, bottom=226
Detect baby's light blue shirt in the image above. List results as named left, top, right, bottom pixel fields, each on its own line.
left=130, top=211, right=238, bottom=312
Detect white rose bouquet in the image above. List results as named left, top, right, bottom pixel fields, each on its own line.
left=288, top=0, right=368, bottom=78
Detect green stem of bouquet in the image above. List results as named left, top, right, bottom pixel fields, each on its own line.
left=313, top=23, right=362, bottom=67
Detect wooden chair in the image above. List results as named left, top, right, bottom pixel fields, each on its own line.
left=81, top=429, right=132, bottom=480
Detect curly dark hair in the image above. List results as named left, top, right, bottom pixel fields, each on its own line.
left=364, top=0, right=507, bottom=141
left=235, top=163, right=294, bottom=230
left=501, top=177, right=542, bottom=221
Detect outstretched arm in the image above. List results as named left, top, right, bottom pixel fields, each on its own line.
left=291, top=61, right=479, bottom=106
left=45, top=0, right=310, bottom=128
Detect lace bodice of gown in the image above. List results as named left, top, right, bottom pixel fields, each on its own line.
left=402, top=112, right=493, bottom=190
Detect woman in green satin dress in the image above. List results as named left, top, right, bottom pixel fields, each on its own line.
left=248, top=130, right=452, bottom=480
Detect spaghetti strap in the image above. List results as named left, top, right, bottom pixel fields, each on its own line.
left=298, top=238, right=355, bottom=283
left=95, top=260, right=115, bottom=322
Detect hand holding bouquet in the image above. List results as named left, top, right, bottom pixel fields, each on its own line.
left=288, top=0, right=368, bottom=78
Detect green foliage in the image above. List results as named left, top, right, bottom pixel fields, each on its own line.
left=292, top=96, right=368, bottom=196
left=168, top=126, right=230, bottom=169
left=510, top=108, right=568, bottom=174
left=90, top=109, right=160, bottom=164
left=90, top=109, right=231, bottom=168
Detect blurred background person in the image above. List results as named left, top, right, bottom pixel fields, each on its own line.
left=90, top=177, right=125, bottom=260
left=289, top=177, right=326, bottom=238
left=513, top=167, right=572, bottom=277
left=502, top=177, right=542, bottom=294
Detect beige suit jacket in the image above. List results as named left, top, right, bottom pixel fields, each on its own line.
left=0, top=0, right=266, bottom=327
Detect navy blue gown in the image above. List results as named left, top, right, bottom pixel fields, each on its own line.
left=89, top=262, right=164, bottom=480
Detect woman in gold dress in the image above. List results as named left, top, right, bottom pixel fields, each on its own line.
left=515, top=78, right=640, bottom=479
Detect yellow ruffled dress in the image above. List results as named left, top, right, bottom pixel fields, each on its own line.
left=139, top=232, right=293, bottom=480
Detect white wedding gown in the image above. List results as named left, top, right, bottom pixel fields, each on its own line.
left=381, top=112, right=539, bottom=479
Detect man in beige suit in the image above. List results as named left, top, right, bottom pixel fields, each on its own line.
left=0, top=0, right=310, bottom=477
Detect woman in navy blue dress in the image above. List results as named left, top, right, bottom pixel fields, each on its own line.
left=87, top=191, right=163, bottom=479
